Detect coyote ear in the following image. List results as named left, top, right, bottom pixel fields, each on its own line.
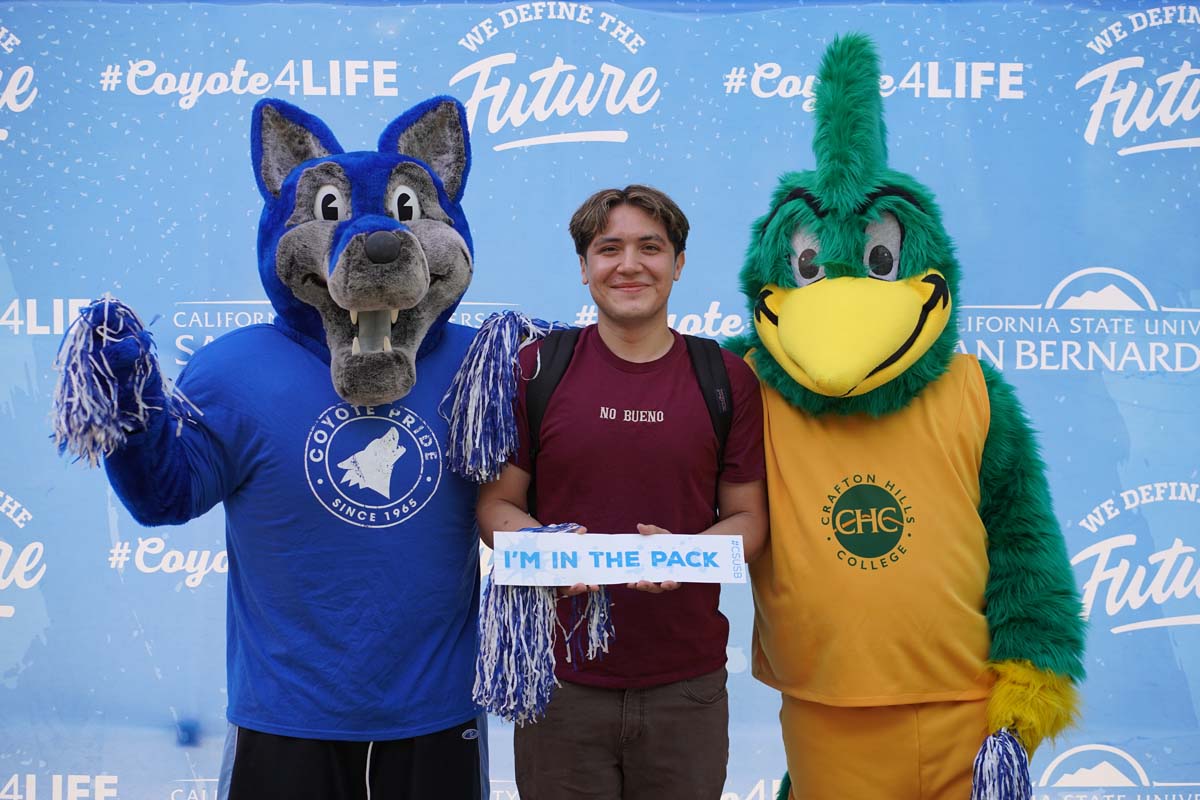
left=379, top=96, right=470, bottom=203
left=252, top=99, right=344, bottom=200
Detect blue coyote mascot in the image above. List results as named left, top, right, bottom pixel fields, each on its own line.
left=53, top=97, right=486, bottom=799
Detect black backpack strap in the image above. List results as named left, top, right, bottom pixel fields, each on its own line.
left=525, top=327, right=581, bottom=517
left=683, top=334, right=733, bottom=470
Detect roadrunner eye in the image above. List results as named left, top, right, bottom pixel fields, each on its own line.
left=868, top=245, right=894, bottom=275
left=390, top=185, right=421, bottom=223
left=787, top=226, right=825, bottom=286
left=314, top=185, right=348, bottom=222
left=863, top=212, right=902, bottom=281
left=795, top=249, right=820, bottom=279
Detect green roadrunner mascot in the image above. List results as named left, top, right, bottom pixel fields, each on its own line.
left=731, top=34, right=1086, bottom=800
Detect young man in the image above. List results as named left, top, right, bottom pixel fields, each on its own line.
left=477, top=185, right=767, bottom=799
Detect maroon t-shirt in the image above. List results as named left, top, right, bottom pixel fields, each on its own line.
left=512, top=325, right=765, bottom=688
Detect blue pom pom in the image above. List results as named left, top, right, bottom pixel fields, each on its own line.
left=971, top=729, right=1032, bottom=800
left=52, top=295, right=198, bottom=466
left=473, top=523, right=613, bottom=725
left=563, top=586, right=614, bottom=668
left=473, top=571, right=558, bottom=725
left=440, top=311, right=571, bottom=483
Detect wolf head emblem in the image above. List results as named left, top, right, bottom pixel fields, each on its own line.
left=251, top=97, right=473, bottom=407
left=337, top=428, right=407, bottom=499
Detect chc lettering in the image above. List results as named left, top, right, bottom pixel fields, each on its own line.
left=824, top=479, right=915, bottom=568
left=833, top=507, right=904, bottom=535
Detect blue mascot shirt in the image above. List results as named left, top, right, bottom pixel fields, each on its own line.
left=173, top=321, right=479, bottom=740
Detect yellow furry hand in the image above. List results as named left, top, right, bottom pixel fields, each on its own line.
left=986, top=660, right=1079, bottom=755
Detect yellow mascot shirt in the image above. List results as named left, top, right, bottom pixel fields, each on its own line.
left=750, top=352, right=994, bottom=706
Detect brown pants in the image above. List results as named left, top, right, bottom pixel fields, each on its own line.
left=514, top=667, right=729, bottom=800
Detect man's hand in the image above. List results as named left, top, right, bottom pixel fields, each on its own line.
left=627, top=523, right=681, bottom=593
left=559, top=525, right=599, bottom=597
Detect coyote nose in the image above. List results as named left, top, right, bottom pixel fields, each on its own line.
left=365, top=230, right=403, bottom=264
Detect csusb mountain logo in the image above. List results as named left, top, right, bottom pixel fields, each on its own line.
left=958, top=267, right=1200, bottom=372
left=304, top=403, right=441, bottom=529
left=1034, top=742, right=1200, bottom=798
left=821, top=473, right=914, bottom=570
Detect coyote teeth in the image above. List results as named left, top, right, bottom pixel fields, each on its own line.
left=352, top=336, right=361, bottom=355
left=350, top=310, right=359, bottom=325
left=390, top=309, right=399, bottom=324
left=382, top=338, right=393, bottom=353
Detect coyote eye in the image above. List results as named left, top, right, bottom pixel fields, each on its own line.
left=389, top=185, right=421, bottom=224
left=314, top=185, right=348, bottom=222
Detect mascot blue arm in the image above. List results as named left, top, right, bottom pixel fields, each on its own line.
left=52, top=299, right=221, bottom=525
left=99, top=351, right=246, bottom=527
left=101, top=380, right=208, bottom=527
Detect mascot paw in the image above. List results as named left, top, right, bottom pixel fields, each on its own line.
left=986, top=659, right=1079, bottom=754
left=53, top=296, right=172, bottom=463
left=76, top=297, right=161, bottom=386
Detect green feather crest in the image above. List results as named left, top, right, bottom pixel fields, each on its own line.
left=735, top=33, right=964, bottom=417
left=814, top=33, right=888, bottom=214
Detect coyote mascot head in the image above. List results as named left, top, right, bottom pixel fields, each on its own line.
left=253, top=96, right=473, bottom=407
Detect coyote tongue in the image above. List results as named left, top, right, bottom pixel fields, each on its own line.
left=352, top=309, right=394, bottom=355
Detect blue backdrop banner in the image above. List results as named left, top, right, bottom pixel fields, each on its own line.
left=1, top=1, right=1198, bottom=798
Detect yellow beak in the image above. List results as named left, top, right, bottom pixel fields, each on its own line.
left=752, top=270, right=951, bottom=397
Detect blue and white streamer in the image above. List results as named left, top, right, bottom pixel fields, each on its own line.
left=51, top=296, right=197, bottom=467
left=440, top=310, right=571, bottom=484
left=970, top=729, right=1033, bottom=800
left=474, top=523, right=614, bottom=726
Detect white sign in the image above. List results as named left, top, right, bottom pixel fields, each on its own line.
left=492, top=531, right=746, bottom=586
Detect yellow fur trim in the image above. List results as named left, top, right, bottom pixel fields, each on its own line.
left=986, top=660, right=1079, bottom=754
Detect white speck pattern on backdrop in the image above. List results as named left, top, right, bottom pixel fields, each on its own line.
left=0, top=1, right=1197, bottom=796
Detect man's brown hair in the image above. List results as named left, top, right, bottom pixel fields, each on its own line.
left=569, top=184, right=689, bottom=257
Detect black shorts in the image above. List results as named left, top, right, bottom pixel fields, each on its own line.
left=222, top=718, right=485, bottom=800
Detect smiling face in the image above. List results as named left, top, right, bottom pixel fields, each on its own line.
left=579, top=203, right=684, bottom=329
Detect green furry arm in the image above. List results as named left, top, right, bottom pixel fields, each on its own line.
left=978, top=360, right=1086, bottom=681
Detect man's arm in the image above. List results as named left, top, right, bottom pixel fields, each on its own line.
left=631, top=477, right=769, bottom=593
left=476, top=463, right=594, bottom=596
left=709, top=478, right=768, bottom=563
left=476, top=463, right=539, bottom=550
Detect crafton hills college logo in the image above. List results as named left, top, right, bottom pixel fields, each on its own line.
left=821, top=473, right=915, bottom=571
left=304, top=403, right=442, bottom=529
